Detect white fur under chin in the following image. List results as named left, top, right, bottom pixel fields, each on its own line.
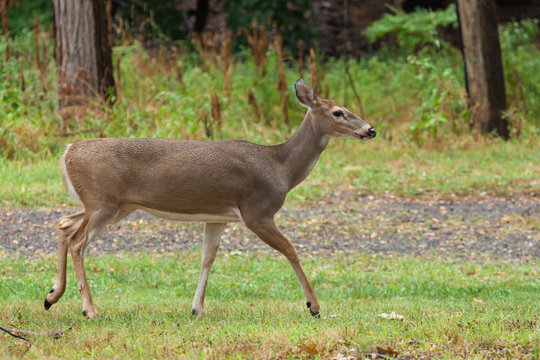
left=62, top=144, right=82, bottom=203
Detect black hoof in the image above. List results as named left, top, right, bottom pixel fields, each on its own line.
left=44, top=298, right=52, bottom=310
left=82, top=310, right=87, bottom=317
left=49, top=288, right=54, bottom=294
left=191, top=309, right=197, bottom=316
left=310, top=310, right=320, bottom=318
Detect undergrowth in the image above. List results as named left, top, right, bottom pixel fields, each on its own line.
left=0, top=19, right=539, bottom=160
left=0, top=18, right=539, bottom=207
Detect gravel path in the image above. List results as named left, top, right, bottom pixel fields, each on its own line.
left=1, top=195, right=538, bottom=263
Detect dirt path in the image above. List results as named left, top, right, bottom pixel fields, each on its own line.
left=1, top=195, right=538, bottom=263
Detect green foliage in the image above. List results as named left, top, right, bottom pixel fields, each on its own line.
left=121, top=0, right=186, bottom=41
left=4, top=0, right=52, bottom=34
left=223, top=0, right=317, bottom=53
left=499, top=18, right=540, bottom=50
left=365, top=4, right=457, bottom=53
left=407, top=53, right=469, bottom=143
left=499, top=19, right=540, bottom=130
left=0, top=30, right=57, bottom=160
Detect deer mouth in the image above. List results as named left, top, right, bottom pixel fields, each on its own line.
left=354, top=127, right=376, bottom=140
left=355, top=133, right=376, bottom=140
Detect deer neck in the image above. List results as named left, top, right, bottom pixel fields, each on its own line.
left=273, top=111, right=329, bottom=190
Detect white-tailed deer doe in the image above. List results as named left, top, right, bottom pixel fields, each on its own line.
left=44, top=79, right=376, bottom=318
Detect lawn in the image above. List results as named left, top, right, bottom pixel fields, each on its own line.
left=1, top=252, right=539, bottom=359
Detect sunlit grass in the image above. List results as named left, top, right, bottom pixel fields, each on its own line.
left=1, top=135, right=538, bottom=207
left=1, top=252, right=538, bottom=359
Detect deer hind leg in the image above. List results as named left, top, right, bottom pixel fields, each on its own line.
left=192, top=222, right=226, bottom=316
left=44, top=211, right=85, bottom=310
left=68, top=207, right=119, bottom=318
left=245, top=218, right=320, bottom=317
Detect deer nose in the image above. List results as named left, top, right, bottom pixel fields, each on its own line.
left=367, top=127, right=377, bottom=138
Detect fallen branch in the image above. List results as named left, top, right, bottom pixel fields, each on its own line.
left=0, top=324, right=70, bottom=341
left=0, top=325, right=30, bottom=342
left=9, top=327, right=70, bottom=339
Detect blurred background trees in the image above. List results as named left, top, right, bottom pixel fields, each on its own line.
left=0, top=0, right=539, bottom=158
left=51, top=0, right=115, bottom=120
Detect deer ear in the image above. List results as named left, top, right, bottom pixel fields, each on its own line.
left=294, top=79, right=318, bottom=108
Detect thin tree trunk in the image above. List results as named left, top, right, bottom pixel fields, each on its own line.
left=193, top=0, right=209, bottom=34
left=52, top=0, right=115, bottom=110
left=1, top=0, right=9, bottom=62
left=457, top=0, right=509, bottom=139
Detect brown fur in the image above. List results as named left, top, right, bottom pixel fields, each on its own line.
left=44, top=80, right=375, bottom=318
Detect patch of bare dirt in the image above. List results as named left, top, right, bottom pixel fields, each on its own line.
left=0, top=195, right=538, bottom=263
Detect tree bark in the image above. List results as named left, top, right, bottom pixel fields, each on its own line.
left=1, top=0, right=9, bottom=62
left=457, top=0, right=509, bottom=139
left=193, top=0, right=209, bottom=34
left=52, top=0, right=115, bottom=110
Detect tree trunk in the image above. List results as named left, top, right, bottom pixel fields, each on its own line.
left=193, top=0, right=209, bottom=34
left=1, top=0, right=9, bottom=62
left=52, top=0, right=115, bottom=111
left=457, top=0, right=509, bottom=139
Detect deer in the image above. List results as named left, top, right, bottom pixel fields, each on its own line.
left=44, top=79, right=376, bottom=318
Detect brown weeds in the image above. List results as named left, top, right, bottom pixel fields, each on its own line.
left=247, top=20, right=267, bottom=75
left=211, top=92, right=222, bottom=138
left=114, top=56, right=122, bottom=101
left=223, top=63, right=232, bottom=97
left=193, top=31, right=235, bottom=73
left=220, top=32, right=233, bottom=70
left=171, top=51, right=185, bottom=90
left=308, top=48, right=319, bottom=94
left=202, top=115, right=213, bottom=139
left=33, top=15, right=49, bottom=93
left=106, top=0, right=113, bottom=48
left=298, top=39, right=304, bottom=77
left=247, top=88, right=262, bottom=123
left=274, top=33, right=290, bottom=129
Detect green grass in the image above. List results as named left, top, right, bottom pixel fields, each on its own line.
left=1, top=252, right=538, bottom=359
left=1, top=136, right=538, bottom=207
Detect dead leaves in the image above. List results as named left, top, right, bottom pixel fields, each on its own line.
left=296, top=341, right=401, bottom=360
left=375, top=346, right=400, bottom=358
left=298, top=341, right=321, bottom=358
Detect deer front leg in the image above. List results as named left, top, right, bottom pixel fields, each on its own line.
left=245, top=218, right=320, bottom=317
left=192, top=222, right=226, bottom=316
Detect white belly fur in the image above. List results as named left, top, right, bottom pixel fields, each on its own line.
left=135, top=205, right=240, bottom=223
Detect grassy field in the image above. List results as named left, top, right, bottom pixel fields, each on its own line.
left=1, top=137, right=539, bottom=207
left=1, top=252, right=539, bottom=359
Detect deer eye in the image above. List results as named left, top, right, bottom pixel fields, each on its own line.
left=332, top=110, right=343, bottom=117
